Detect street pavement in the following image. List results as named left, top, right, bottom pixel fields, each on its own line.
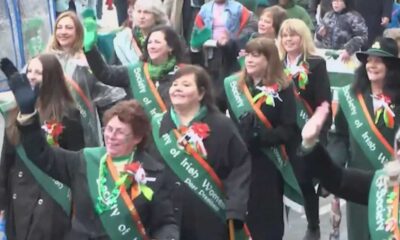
left=284, top=196, right=347, bottom=240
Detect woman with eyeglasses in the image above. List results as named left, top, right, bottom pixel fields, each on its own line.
left=0, top=55, right=84, bottom=240
left=1, top=61, right=179, bottom=239
left=150, top=65, right=251, bottom=239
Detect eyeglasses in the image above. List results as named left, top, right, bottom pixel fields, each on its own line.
left=103, top=125, right=133, bottom=139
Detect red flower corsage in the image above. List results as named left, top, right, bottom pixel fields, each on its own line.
left=178, top=122, right=210, bottom=157
left=42, top=120, right=64, bottom=146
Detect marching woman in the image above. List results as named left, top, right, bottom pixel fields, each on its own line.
left=299, top=100, right=400, bottom=240
left=0, top=55, right=84, bottom=240
left=84, top=24, right=186, bottom=119
left=327, top=37, right=400, bottom=240
left=47, top=11, right=127, bottom=146
left=150, top=65, right=251, bottom=239
left=113, top=0, right=169, bottom=65
left=224, top=37, right=302, bottom=239
left=277, top=18, right=332, bottom=240
left=3, top=63, right=179, bottom=239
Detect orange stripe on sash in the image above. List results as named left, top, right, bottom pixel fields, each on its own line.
left=242, top=84, right=288, bottom=159
left=292, top=87, right=313, bottom=116
left=65, top=77, right=94, bottom=113
left=106, top=156, right=149, bottom=240
left=143, top=63, right=168, bottom=112
left=357, top=93, right=394, bottom=155
left=172, top=129, right=224, bottom=190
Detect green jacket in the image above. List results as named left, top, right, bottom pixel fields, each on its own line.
left=281, top=0, right=314, bottom=31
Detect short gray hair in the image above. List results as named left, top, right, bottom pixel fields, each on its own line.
left=134, top=0, right=169, bottom=26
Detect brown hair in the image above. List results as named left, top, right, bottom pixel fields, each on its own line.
left=239, top=38, right=289, bottom=89
left=260, top=6, right=288, bottom=37
left=103, top=100, right=150, bottom=149
left=6, top=54, right=76, bottom=145
left=173, top=65, right=217, bottom=111
left=47, top=11, right=84, bottom=55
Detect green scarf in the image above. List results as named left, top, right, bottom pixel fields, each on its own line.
left=133, top=27, right=146, bottom=51
left=170, top=106, right=208, bottom=127
left=148, top=57, right=177, bottom=81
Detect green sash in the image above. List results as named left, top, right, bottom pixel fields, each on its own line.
left=84, top=147, right=145, bottom=240
left=127, top=63, right=167, bottom=120
left=293, top=87, right=312, bottom=130
left=224, top=75, right=304, bottom=208
left=339, top=85, right=394, bottom=169
left=151, top=113, right=226, bottom=220
left=66, top=78, right=101, bottom=147
left=0, top=107, right=71, bottom=214
left=368, top=169, right=400, bottom=239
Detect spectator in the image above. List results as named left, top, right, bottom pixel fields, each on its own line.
left=113, top=0, right=169, bottom=65
left=387, top=0, right=400, bottom=29
left=315, top=0, right=368, bottom=62
left=384, top=28, right=400, bottom=56
left=278, top=0, right=314, bottom=31
left=353, top=0, right=392, bottom=47
left=190, top=0, right=258, bottom=111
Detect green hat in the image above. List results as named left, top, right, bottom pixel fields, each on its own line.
left=356, top=37, right=400, bottom=63
left=81, top=8, right=96, bottom=20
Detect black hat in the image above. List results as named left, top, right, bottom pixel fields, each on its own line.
left=356, top=37, right=400, bottom=62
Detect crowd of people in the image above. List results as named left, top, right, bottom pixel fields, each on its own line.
left=1, top=0, right=400, bottom=240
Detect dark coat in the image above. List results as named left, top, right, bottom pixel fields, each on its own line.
left=353, top=0, right=392, bottom=47
left=328, top=88, right=400, bottom=240
left=300, top=144, right=371, bottom=206
left=228, top=83, right=298, bottom=240
left=286, top=55, right=332, bottom=145
left=85, top=46, right=178, bottom=107
left=0, top=109, right=84, bottom=240
left=149, top=109, right=251, bottom=240
left=18, top=114, right=179, bottom=240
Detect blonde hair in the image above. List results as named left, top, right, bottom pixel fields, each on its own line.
left=239, top=38, right=290, bottom=89
left=46, top=11, right=83, bottom=56
left=134, top=0, right=169, bottom=26
left=277, top=18, right=317, bottom=60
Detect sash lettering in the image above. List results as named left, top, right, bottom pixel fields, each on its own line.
left=224, top=75, right=304, bottom=209
left=127, top=63, right=167, bottom=120
left=368, top=170, right=400, bottom=239
left=339, top=85, right=394, bottom=169
left=85, top=148, right=146, bottom=240
left=152, top=118, right=226, bottom=220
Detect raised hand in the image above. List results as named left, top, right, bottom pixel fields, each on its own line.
left=190, top=27, right=212, bottom=49
left=0, top=58, right=38, bottom=114
left=0, top=58, right=19, bottom=79
left=83, top=18, right=98, bottom=52
left=302, top=101, right=330, bottom=147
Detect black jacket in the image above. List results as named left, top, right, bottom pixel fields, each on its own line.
left=287, top=56, right=332, bottom=145
left=18, top=114, right=179, bottom=240
left=85, top=46, right=177, bottom=107
left=301, top=144, right=372, bottom=205
left=149, top=109, right=251, bottom=240
left=0, top=109, right=84, bottom=240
